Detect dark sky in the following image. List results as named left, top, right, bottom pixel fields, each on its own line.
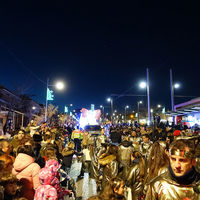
left=0, top=1, right=200, bottom=113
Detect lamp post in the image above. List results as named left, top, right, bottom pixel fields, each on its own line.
left=137, top=101, right=143, bottom=123
left=107, top=98, right=113, bottom=123
left=170, top=69, right=180, bottom=123
left=100, top=105, right=104, bottom=121
left=125, top=105, right=129, bottom=123
left=139, top=68, right=151, bottom=125
left=45, top=79, right=65, bottom=122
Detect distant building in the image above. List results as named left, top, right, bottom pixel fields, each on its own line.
left=0, top=86, right=42, bottom=134
left=167, top=97, right=200, bottom=127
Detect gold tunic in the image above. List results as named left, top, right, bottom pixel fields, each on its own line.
left=146, top=170, right=200, bottom=200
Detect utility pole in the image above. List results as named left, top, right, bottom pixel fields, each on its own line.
left=147, top=68, right=151, bottom=125
left=170, top=69, right=174, bottom=123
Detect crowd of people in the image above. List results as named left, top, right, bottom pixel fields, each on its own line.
left=0, top=120, right=200, bottom=200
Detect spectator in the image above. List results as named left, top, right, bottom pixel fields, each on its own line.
left=12, top=145, right=41, bottom=200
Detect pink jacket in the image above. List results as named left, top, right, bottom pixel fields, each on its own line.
left=12, top=153, right=41, bottom=200
left=34, top=167, right=58, bottom=200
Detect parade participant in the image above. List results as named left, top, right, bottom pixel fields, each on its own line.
left=146, top=139, right=200, bottom=200
left=118, top=139, right=134, bottom=169
left=98, top=144, right=119, bottom=189
left=62, top=141, right=76, bottom=174
left=139, top=134, right=153, bottom=158
left=146, top=141, right=169, bottom=183
left=100, top=177, right=126, bottom=200
left=129, top=130, right=141, bottom=151
left=123, top=151, right=146, bottom=200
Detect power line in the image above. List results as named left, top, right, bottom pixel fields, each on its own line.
left=1, top=43, right=46, bottom=85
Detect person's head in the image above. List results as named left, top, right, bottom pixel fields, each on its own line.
left=107, top=144, right=118, bottom=156
left=23, top=135, right=34, bottom=146
left=43, top=134, right=52, bottom=142
left=169, top=139, right=196, bottom=177
left=0, top=139, right=10, bottom=154
left=17, top=145, right=35, bottom=158
left=131, top=151, right=145, bottom=181
left=101, top=177, right=125, bottom=199
left=45, top=130, right=51, bottom=136
left=147, top=141, right=169, bottom=182
left=131, top=131, right=136, bottom=137
left=142, top=134, right=150, bottom=143
left=111, top=178, right=125, bottom=196
left=44, top=144, right=57, bottom=160
left=67, top=141, right=75, bottom=149
left=0, top=173, right=18, bottom=196
left=0, top=154, right=13, bottom=172
left=17, top=130, right=25, bottom=140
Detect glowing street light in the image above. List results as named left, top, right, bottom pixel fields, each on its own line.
left=174, top=83, right=180, bottom=89
left=137, top=101, right=143, bottom=122
left=55, top=81, right=65, bottom=90
left=100, top=105, right=104, bottom=119
left=157, top=104, right=161, bottom=108
left=45, top=79, right=66, bottom=122
left=106, top=97, right=113, bottom=122
left=139, top=81, right=147, bottom=89
left=138, top=69, right=151, bottom=125
left=125, top=105, right=129, bottom=123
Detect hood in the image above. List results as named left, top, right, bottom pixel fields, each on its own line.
left=98, top=154, right=116, bottom=166
left=45, top=159, right=61, bottom=175
left=13, top=153, right=35, bottom=172
left=121, top=140, right=132, bottom=147
left=39, top=167, right=55, bottom=185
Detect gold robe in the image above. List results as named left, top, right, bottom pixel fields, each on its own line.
left=146, top=170, right=200, bottom=200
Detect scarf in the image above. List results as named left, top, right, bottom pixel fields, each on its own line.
left=169, top=164, right=197, bottom=185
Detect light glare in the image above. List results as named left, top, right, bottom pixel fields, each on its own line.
left=55, top=81, right=65, bottom=90
left=174, top=83, right=180, bottom=89
left=139, top=81, right=147, bottom=89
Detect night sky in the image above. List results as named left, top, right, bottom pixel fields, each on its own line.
left=0, top=1, right=200, bottom=113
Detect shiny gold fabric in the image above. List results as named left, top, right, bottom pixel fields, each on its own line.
left=99, top=154, right=118, bottom=189
left=146, top=170, right=200, bottom=200
left=121, top=164, right=144, bottom=200
left=129, top=137, right=141, bottom=151
left=118, top=144, right=134, bottom=167
left=139, top=141, right=152, bottom=158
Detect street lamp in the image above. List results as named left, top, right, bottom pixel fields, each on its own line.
left=139, top=68, right=151, bottom=125
left=100, top=105, right=104, bottom=120
left=125, top=105, right=129, bottom=123
left=137, top=101, right=143, bottom=123
left=45, top=79, right=65, bottom=122
left=157, top=104, right=161, bottom=108
left=55, top=81, right=65, bottom=90
left=174, top=83, right=180, bottom=89
left=139, top=81, right=147, bottom=89
left=107, top=97, right=113, bottom=122
left=170, top=69, right=181, bottom=123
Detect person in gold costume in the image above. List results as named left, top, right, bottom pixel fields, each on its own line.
left=146, top=139, right=200, bottom=200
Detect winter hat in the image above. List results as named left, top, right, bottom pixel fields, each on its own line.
left=173, top=130, right=181, bottom=136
